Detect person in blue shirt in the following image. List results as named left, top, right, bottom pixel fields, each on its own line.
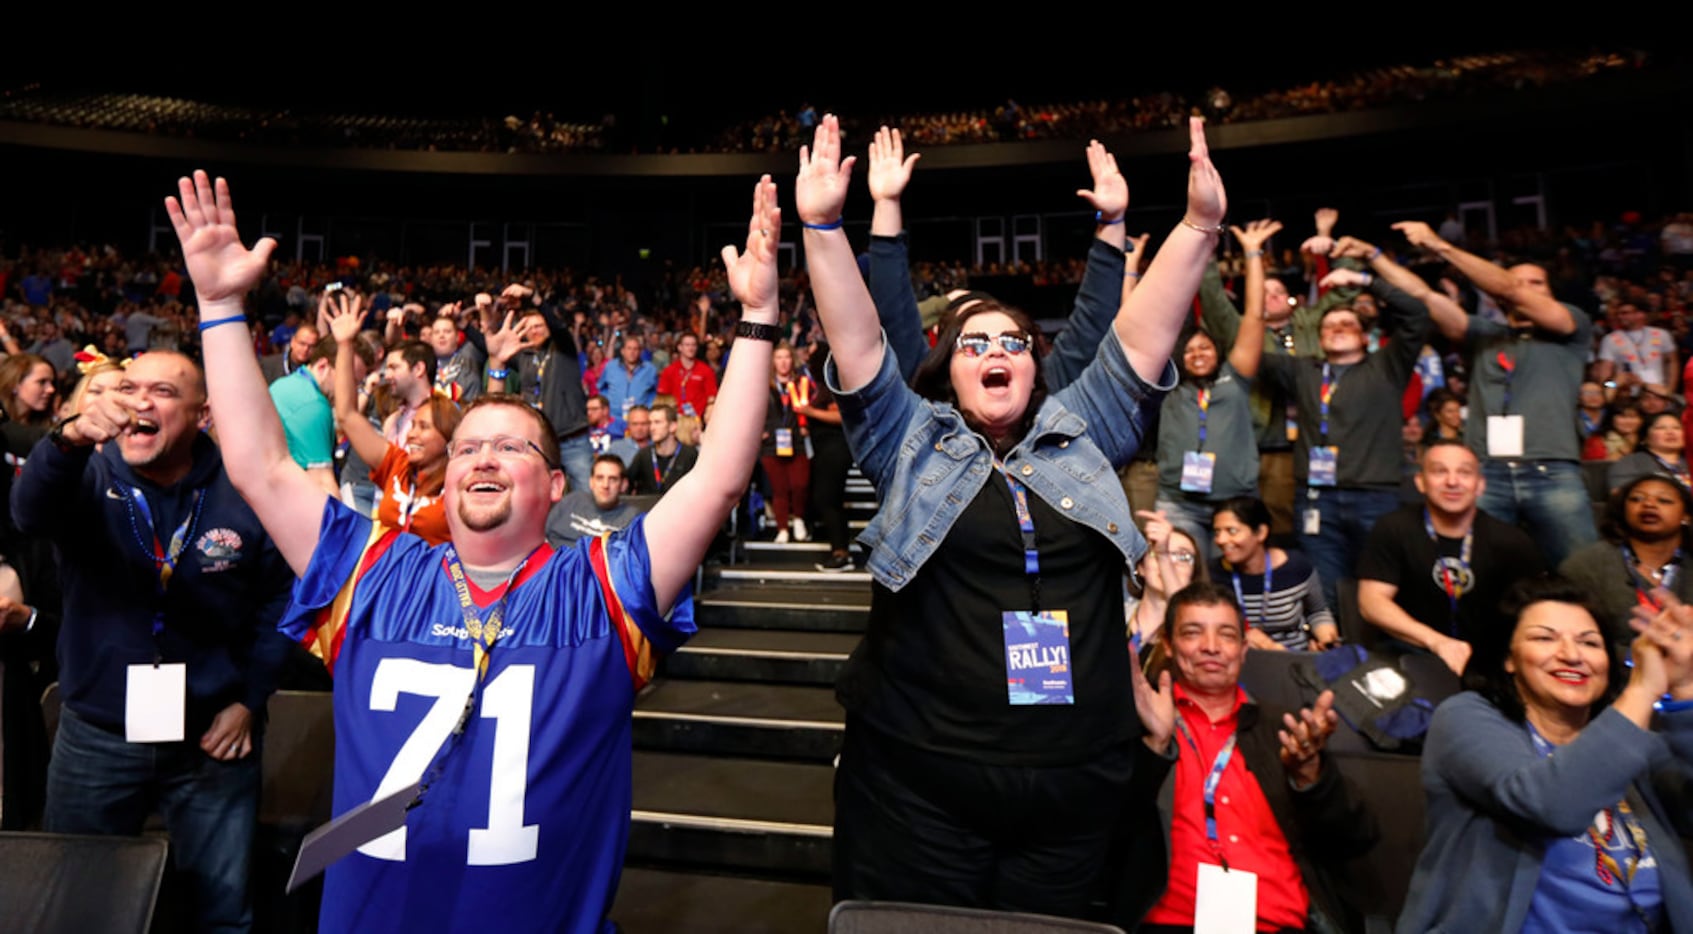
left=168, top=168, right=780, bottom=933
left=597, top=335, right=656, bottom=417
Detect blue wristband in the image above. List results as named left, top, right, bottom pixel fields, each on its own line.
left=1369, top=247, right=1383, bottom=261
left=198, top=315, right=247, bottom=333
left=488, top=368, right=509, bottom=381
left=1656, top=696, right=1693, bottom=713
left=1095, top=211, right=1125, bottom=226
left=802, top=218, right=844, bottom=231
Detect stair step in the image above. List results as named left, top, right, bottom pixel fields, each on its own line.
left=741, top=541, right=863, bottom=568
left=634, top=680, right=844, bottom=762
left=669, top=629, right=859, bottom=685
left=612, top=867, right=832, bottom=933
left=844, top=500, right=879, bottom=512
left=628, top=751, right=834, bottom=879
left=697, top=583, right=870, bottom=633
left=717, top=566, right=873, bottom=585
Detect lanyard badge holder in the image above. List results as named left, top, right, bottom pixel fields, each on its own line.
left=1486, top=346, right=1525, bottom=458
left=123, top=487, right=206, bottom=743
left=1181, top=387, right=1218, bottom=494
left=1174, top=716, right=1258, bottom=931
left=997, top=464, right=1073, bottom=706
left=1304, top=366, right=1340, bottom=535
left=1424, top=510, right=1473, bottom=636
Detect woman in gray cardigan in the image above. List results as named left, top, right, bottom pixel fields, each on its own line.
left=1397, top=576, right=1693, bottom=932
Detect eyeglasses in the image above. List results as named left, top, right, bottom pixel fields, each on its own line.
left=1167, top=551, right=1198, bottom=565
left=449, top=435, right=554, bottom=465
left=955, top=331, right=1032, bottom=357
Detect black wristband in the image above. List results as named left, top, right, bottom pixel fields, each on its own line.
left=735, top=321, right=780, bottom=342
left=48, top=415, right=81, bottom=453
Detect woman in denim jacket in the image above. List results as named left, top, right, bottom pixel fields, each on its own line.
left=797, top=114, right=1228, bottom=917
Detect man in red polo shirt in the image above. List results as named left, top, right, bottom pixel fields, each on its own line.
left=656, top=332, right=717, bottom=420
left=1126, top=581, right=1376, bottom=933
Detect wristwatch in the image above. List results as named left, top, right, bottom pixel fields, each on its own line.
left=735, top=321, right=780, bottom=342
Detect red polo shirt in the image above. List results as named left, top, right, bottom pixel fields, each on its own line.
left=1144, top=684, right=1308, bottom=932
left=657, top=359, right=718, bottom=420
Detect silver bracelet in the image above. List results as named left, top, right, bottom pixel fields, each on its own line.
left=1181, top=216, right=1226, bottom=235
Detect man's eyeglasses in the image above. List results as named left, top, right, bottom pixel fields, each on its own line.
left=955, top=331, right=1032, bottom=358
left=449, top=435, right=554, bottom=466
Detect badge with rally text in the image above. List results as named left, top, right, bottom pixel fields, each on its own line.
left=125, top=663, right=186, bottom=743
left=1003, top=610, right=1074, bottom=705
left=1308, top=445, right=1339, bottom=487
left=1180, top=451, right=1217, bottom=494
left=775, top=427, right=795, bottom=458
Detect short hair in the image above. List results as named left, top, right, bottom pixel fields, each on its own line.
left=650, top=403, right=677, bottom=423
left=1161, top=580, right=1245, bottom=641
left=457, top=394, right=560, bottom=469
left=1212, top=495, right=1271, bottom=533
left=1470, top=575, right=1622, bottom=723
left=392, top=340, right=436, bottom=385
left=625, top=404, right=650, bottom=418
left=586, top=394, right=609, bottom=409
left=1602, top=473, right=1693, bottom=546
left=307, top=334, right=380, bottom=370
left=1424, top=387, right=1461, bottom=415
left=591, top=453, right=626, bottom=477
left=1420, top=437, right=1477, bottom=467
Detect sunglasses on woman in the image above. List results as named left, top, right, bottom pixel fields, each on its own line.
left=955, top=331, right=1032, bottom=357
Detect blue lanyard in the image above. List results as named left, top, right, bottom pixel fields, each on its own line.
left=1174, top=713, right=1239, bottom=869
left=994, top=461, right=1042, bottom=613
left=1496, top=345, right=1518, bottom=415
left=1229, top=558, right=1272, bottom=635
left=1621, top=542, right=1681, bottom=611
left=1526, top=722, right=1651, bottom=903
left=1423, top=510, right=1473, bottom=633
left=123, top=487, right=206, bottom=644
left=1318, top=363, right=1337, bottom=446
left=1195, top=386, right=1210, bottom=451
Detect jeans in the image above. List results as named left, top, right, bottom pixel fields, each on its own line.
left=558, top=431, right=594, bottom=496
left=1478, top=459, right=1598, bottom=567
left=1300, top=486, right=1402, bottom=611
left=46, top=706, right=259, bottom=933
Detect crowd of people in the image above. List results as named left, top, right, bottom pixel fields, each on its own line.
left=4, top=109, right=1693, bottom=932
left=2, top=48, right=1652, bottom=158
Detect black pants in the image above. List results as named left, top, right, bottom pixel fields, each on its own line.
left=809, top=426, right=852, bottom=552
left=832, top=720, right=1134, bottom=919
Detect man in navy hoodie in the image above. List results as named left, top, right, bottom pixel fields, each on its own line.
left=11, top=350, right=295, bottom=933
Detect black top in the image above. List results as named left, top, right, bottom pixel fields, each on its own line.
left=629, top=442, right=698, bottom=496
left=837, top=477, right=1136, bottom=766
left=1357, top=505, right=1547, bottom=646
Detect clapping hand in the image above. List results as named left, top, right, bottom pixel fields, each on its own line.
left=1279, top=690, right=1339, bottom=786
left=1130, top=651, right=1175, bottom=755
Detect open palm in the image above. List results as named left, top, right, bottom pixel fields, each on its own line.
left=164, top=171, right=276, bottom=304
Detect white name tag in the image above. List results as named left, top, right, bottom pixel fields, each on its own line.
left=1486, top=414, right=1524, bottom=458
left=1194, top=862, right=1257, bottom=934
left=125, top=663, right=186, bottom=743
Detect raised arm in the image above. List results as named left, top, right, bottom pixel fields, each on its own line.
left=865, top=126, right=929, bottom=381
left=643, top=177, right=780, bottom=614
left=801, top=115, right=882, bottom=392
left=1331, top=235, right=1470, bottom=343
left=1393, top=220, right=1573, bottom=334
left=165, top=171, right=324, bottom=576
left=327, top=293, right=391, bottom=471
left=1047, top=141, right=1131, bottom=390
left=1114, top=118, right=1228, bottom=382
left=1226, top=219, right=1280, bottom=379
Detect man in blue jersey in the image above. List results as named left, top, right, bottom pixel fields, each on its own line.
left=168, top=170, right=782, bottom=933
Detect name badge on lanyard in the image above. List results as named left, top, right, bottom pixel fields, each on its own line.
left=1310, top=364, right=1339, bottom=486
left=126, top=663, right=186, bottom=742
left=1488, top=347, right=1525, bottom=457
left=1308, top=445, right=1338, bottom=487
left=1003, top=610, right=1073, bottom=705
left=1181, top=451, right=1217, bottom=493
left=1194, top=862, right=1258, bottom=934
left=775, top=427, right=795, bottom=458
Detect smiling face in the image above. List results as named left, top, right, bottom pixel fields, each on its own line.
left=383, top=351, right=425, bottom=399
left=1138, top=529, right=1199, bottom=596
left=948, top=310, right=1037, bottom=443
left=1614, top=407, right=1644, bottom=437
left=1182, top=331, right=1219, bottom=380
left=1416, top=443, right=1484, bottom=518
left=1212, top=509, right=1267, bottom=569
left=445, top=404, right=564, bottom=536
left=1319, top=309, right=1366, bottom=359
left=1623, top=478, right=1687, bottom=542
left=1645, top=413, right=1684, bottom=458
left=426, top=319, right=460, bottom=357
left=76, top=368, right=125, bottom=415
left=773, top=345, right=793, bottom=379
left=114, top=353, right=207, bottom=478
left=1167, top=599, right=1246, bottom=698
left=620, top=336, right=642, bottom=367
left=1506, top=600, right=1609, bottom=725
left=404, top=407, right=450, bottom=473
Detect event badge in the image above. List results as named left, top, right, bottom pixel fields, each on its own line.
left=681, top=402, right=697, bottom=417
left=287, top=780, right=421, bottom=893
left=1487, top=414, right=1525, bottom=458
left=1180, top=451, right=1217, bottom=494
left=775, top=428, right=795, bottom=458
left=1308, top=446, right=1338, bottom=487
left=1003, top=610, right=1074, bottom=705
left=1194, top=863, right=1257, bottom=934
left=125, top=663, right=186, bottom=743
left=1303, top=508, right=1321, bottom=536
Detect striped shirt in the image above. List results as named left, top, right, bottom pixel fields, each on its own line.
left=1210, top=550, right=1334, bottom=650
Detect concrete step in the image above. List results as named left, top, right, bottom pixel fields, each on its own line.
left=668, top=629, right=859, bottom=685
left=633, top=679, right=844, bottom=762
left=697, top=582, right=870, bottom=633
left=740, top=541, right=863, bottom=569
left=717, top=565, right=873, bottom=586
left=626, top=751, right=835, bottom=880
left=612, top=866, right=832, bottom=933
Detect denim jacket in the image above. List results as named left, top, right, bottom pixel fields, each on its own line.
left=829, top=329, right=1176, bottom=591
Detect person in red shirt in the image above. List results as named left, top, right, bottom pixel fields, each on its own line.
left=657, top=332, right=718, bottom=421
left=1122, top=581, right=1377, bottom=932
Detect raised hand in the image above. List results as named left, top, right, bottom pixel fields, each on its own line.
left=327, top=292, right=365, bottom=344
left=484, top=311, right=524, bottom=367
left=721, top=175, right=781, bottom=313
left=1229, top=218, right=1283, bottom=254
left=796, top=114, right=856, bottom=226
left=866, top=126, right=920, bottom=203
left=1314, top=207, right=1339, bottom=238
left=1392, top=221, right=1449, bottom=252
left=1136, top=508, right=1174, bottom=552
left=1320, top=268, right=1372, bottom=290
left=1129, top=233, right=1151, bottom=270
left=1279, top=690, right=1339, bottom=783
left=1130, top=654, right=1175, bottom=755
left=1185, top=118, right=1226, bottom=228
left=1076, top=140, right=1128, bottom=222
left=1632, top=596, right=1693, bottom=700
left=1329, top=235, right=1378, bottom=260
left=163, top=171, right=276, bottom=305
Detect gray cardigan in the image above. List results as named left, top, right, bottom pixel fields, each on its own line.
left=1397, top=691, right=1693, bottom=932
